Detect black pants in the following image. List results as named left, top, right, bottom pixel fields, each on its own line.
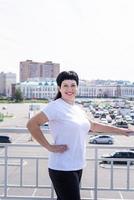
left=48, top=168, right=82, bottom=200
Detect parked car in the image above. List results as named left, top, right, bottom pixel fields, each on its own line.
left=0, top=136, right=11, bottom=143
left=89, top=135, right=114, bottom=144
left=115, top=115, right=123, bottom=121
left=106, top=115, right=112, bottom=123
left=124, top=115, right=134, bottom=125
left=101, top=150, right=134, bottom=164
left=100, top=118, right=108, bottom=124
left=93, top=111, right=101, bottom=118
left=113, top=120, right=128, bottom=128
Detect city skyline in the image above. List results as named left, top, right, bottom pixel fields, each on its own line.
left=0, top=0, right=134, bottom=82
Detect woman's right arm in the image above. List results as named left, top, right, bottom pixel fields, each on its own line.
left=27, top=112, right=68, bottom=153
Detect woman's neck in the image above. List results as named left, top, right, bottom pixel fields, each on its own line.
left=61, top=97, right=75, bottom=105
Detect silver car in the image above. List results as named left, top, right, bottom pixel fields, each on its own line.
left=89, top=135, right=114, bottom=144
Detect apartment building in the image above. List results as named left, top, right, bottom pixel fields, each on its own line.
left=19, top=60, right=60, bottom=82
left=0, top=72, right=16, bottom=97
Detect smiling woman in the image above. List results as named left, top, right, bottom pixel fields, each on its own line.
left=27, top=70, right=134, bottom=200
left=27, top=71, right=90, bottom=200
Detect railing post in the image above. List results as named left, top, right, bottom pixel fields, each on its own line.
left=94, top=147, right=98, bottom=200
left=4, top=144, right=8, bottom=197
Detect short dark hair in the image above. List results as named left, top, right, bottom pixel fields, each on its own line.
left=54, top=71, right=79, bottom=100
left=56, top=71, right=79, bottom=87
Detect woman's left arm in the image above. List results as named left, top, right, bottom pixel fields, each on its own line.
left=90, top=120, right=134, bottom=136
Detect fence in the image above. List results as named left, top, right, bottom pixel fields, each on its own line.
left=0, top=143, right=134, bottom=200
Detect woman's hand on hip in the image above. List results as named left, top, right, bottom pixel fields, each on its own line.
left=47, top=144, right=68, bottom=153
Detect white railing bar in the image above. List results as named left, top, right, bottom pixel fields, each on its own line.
left=35, top=159, right=39, bottom=187
left=0, top=184, right=52, bottom=189
left=0, top=198, right=133, bottom=200
left=94, top=147, right=98, bottom=200
left=2, top=156, right=134, bottom=162
left=86, top=145, right=134, bottom=150
left=0, top=196, right=54, bottom=200
left=99, top=157, right=134, bottom=162
left=20, top=158, right=23, bottom=187
left=127, top=161, right=130, bottom=190
left=0, top=156, right=48, bottom=160
left=4, top=144, right=8, bottom=198
left=0, top=142, right=134, bottom=149
left=1, top=183, right=134, bottom=191
left=0, top=127, right=49, bottom=134
left=110, top=161, right=114, bottom=189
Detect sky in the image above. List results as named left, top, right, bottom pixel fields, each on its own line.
left=0, top=0, right=134, bottom=82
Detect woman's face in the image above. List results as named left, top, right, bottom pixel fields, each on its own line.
left=59, top=79, right=78, bottom=103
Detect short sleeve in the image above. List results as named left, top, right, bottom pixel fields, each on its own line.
left=41, top=101, right=56, bottom=121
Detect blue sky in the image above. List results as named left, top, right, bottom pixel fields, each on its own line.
left=0, top=0, right=134, bottom=82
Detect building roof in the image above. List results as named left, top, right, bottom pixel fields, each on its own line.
left=20, top=80, right=57, bottom=86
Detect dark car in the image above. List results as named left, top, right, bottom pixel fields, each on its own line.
left=101, top=150, right=134, bottom=165
left=0, top=136, right=11, bottom=143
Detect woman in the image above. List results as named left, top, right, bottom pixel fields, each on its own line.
left=27, top=70, right=134, bottom=200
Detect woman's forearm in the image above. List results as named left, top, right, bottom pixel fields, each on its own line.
left=27, top=121, right=50, bottom=149
left=91, top=121, right=128, bottom=136
left=27, top=121, right=68, bottom=153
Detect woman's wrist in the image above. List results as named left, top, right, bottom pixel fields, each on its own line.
left=43, top=142, right=51, bottom=151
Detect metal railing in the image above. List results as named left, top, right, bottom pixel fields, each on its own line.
left=0, top=144, right=134, bottom=200
left=1, top=142, right=134, bottom=200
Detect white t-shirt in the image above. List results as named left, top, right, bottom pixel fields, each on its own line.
left=42, top=98, right=91, bottom=171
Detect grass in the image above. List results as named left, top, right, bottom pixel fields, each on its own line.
left=0, top=99, right=49, bottom=104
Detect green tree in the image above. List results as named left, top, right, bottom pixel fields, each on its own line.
left=14, top=88, right=23, bottom=102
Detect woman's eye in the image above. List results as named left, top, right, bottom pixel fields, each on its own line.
left=63, top=84, right=77, bottom=88
left=63, top=85, right=68, bottom=87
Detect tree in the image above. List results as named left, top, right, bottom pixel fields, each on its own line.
left=14, top=88, right=23, bottom=102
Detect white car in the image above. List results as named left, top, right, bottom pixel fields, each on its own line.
left=106, top=115, right=112, bottom=123
left=89, top=135, right=114, bottom=144
left=100, top=118, right=108, bottom=124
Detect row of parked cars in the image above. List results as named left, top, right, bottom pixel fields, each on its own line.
left=89, top=100, right=134, bottom=129
left=89, top=134, right=134, bottom=165
left=88, top=101, right=134, bottom=165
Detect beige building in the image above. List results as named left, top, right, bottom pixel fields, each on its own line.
left=0, top=72, right=16, bottom=97
left=20, top=60, right=60, bottom=82
left=16, top=80, right=134, bottom=100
